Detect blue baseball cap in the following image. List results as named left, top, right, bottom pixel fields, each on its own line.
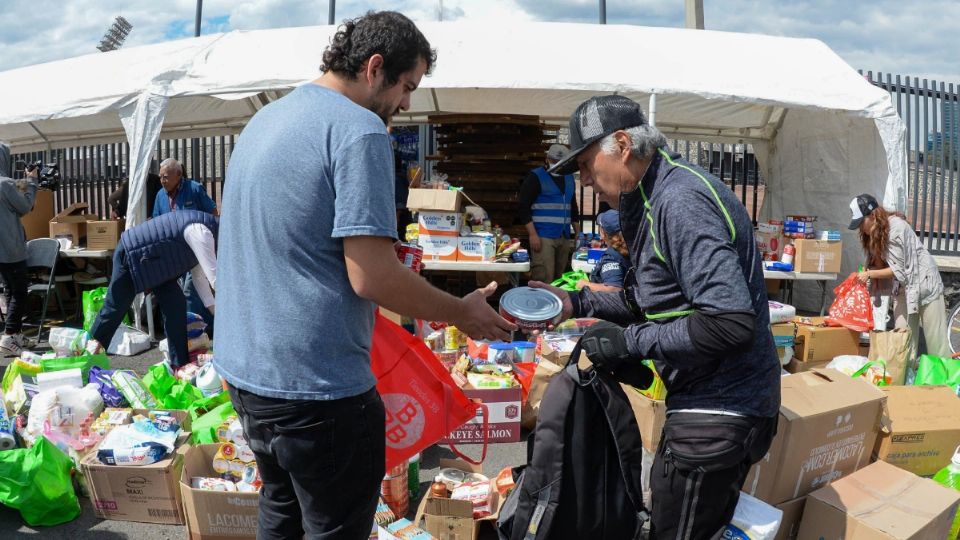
left=597, top=209, right=621, bottom=235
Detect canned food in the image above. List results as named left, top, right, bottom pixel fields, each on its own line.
left=395, top=242, right=424, bottom=273
left=499, top=287, right=563, bottom=331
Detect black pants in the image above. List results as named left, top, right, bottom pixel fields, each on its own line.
left=650, top=413, right=777, bottom=540
left=228, top=385, right=386, bottom=540
left=0, top=260, right=29, bottom=334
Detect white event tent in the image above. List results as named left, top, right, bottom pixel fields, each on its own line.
left=0, top=21, right=906, bottom=308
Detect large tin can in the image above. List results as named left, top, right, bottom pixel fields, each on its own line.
left=395, top=242, right=424, bottom=273
left=499, top=287, right=563, bottom=331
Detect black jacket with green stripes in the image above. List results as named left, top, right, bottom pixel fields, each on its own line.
left=571, top=147, right=781, bottom=418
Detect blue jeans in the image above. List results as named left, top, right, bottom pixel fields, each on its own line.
left=183, top=271, right=214, bottom=338
left=90, top=244, right=189, bottom=366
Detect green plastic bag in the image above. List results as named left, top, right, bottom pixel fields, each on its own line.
left=142, top=363, right=204, bottom=410
left=81, top=287, right=129, bottom=332
left=1, top=358, right=43, bottom=394
left=0, top=437, right=81, bottom=526
left=914, top=354, right=960, bottom=391
left=551, top=270, right=590, bottom=292
left=82, top=287, right=108, bottom=332
left=187, top=391, right=231, bottom=425
left=39, top=353, right=110, bottom=385
left=191, top=401, right=236, bottom=444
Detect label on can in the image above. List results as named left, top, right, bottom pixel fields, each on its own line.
left=395, top=242, right=424, bottom=273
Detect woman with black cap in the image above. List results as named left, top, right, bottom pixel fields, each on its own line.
left=849, top=193, right=949, bottom=360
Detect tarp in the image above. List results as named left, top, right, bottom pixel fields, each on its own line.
left=0, top=21, right=906, bottom=309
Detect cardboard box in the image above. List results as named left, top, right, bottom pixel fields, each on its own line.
left=792, top=317, right=860, bottom=364
left=407, top=188, right=464, bottom=212
left=793, top=239, right=842, bottom=273
left=82, top=409, right=191, bottom=524
left=414, top=458, right=503, bottom=540
left=181, top=444, right=259, bottom=539
left=20, top=189, right=54, bottom=240
left=49, top=202, right=98, bottom=247
left=419, top=234, right=459, bottom=261
left=774, top=497, right=806, bottom=540
left=441, top=386, right=522, bottom=444
left=784, top=358, right=830, bottom=374
left=874, top=385, right=960, bottom=476
left=622, top=384, right=667, bottom=453
left=86, top=220, right=122, bottom=250
left=797, top=460, right=960, bottom=540
left=743, top=369, right=886, bottom=505
left=457, top=235, right=495, bottom=262
left=418, top=211, right=462, bottom=237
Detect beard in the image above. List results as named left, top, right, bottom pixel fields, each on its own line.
left=369, top=83, right=400, bottom=125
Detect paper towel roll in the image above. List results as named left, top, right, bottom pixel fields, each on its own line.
left=0, top=431, right=15, bottom=450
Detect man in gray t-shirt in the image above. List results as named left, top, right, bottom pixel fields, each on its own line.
left=214, top=11, right=515, bottom=539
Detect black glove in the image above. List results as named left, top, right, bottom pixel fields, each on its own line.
left=581, top=321, right=653, bottom=389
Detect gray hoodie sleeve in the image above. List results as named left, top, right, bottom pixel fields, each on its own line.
left=1, top=178, right=37, bottom=216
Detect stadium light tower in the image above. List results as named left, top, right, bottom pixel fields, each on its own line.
left=97, top=16, right=133, bottom=52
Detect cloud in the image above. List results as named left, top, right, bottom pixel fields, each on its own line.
left=0, top=0, right=956, bottom=84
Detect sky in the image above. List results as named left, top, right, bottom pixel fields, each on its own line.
left=0, top=0, right=957, bottom=83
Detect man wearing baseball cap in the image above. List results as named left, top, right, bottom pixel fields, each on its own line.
left=534, top=95, right=781, bottom=538
left=518, top=143, right=581, bottom=283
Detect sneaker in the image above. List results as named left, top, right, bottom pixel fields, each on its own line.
left=0, top=333, right=26, bottom=356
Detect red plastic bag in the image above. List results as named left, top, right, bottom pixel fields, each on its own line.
left=825, top=273, right=874, bottom=332
left=512, top=362, right=537, bottom=404
left=371, top=312, right=487, bottom=469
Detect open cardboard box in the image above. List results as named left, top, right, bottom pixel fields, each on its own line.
left=81, top=409, right=192, bottom=525
left=49, top=202, right=99, bottom=247
left=181, top=444, right=259, bottom=539
left=414, top=458, right=504, bottom=540
left=407, top=188, right=464, bottom=212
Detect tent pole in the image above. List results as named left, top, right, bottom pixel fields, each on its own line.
left=195, top=0, right=202, bottom=37
left=329, top=0, right=336, bottom=25
left=599, top=0, right=606, bottom=24
left=648, top=94, right=657, bottom=127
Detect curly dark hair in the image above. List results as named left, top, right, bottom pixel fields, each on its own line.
left=321, top=11, right=437, bottom=86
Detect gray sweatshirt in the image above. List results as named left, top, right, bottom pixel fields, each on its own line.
left=0, top=177, right=37, bottom=263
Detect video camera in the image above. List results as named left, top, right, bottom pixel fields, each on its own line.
left=16, top=160, right=60, bottom=190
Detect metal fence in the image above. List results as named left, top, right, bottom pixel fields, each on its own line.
left=9, top=136, right=236, bottom=219
left=864, top=70, right=960, bottom=256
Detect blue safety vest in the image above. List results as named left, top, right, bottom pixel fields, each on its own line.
left=531, top=167, right=575, bottom=239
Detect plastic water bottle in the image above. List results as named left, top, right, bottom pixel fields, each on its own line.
left=933, top=446, right=960, bottom=539
left=408, top=452, right=420, bottom=499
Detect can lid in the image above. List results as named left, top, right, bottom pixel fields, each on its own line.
left=500, top=287, right=563, bottom=322
left=490, top=342, right=515, bottom=350
left=512, top=341, right=536, bottom=348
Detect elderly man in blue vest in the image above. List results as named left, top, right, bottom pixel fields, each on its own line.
left=519, top=144, right=581, bottom=283
left=152, top=157, right=218, bottom=337
left=90, top=209, right=218, bottom=367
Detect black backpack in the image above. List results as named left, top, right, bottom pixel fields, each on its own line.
left=497, top=342, right=649, bottom=540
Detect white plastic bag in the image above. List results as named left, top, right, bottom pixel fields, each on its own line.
left=722, top=492, right=783, bottom=540
left=47, top=327, right=90, bottom=357
left=25, top=384, right=105, bottom=444
left=107, top=325, right=151, bottom=356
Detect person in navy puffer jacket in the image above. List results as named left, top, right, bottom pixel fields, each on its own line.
left=90, top=209, right=218, bottom=367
